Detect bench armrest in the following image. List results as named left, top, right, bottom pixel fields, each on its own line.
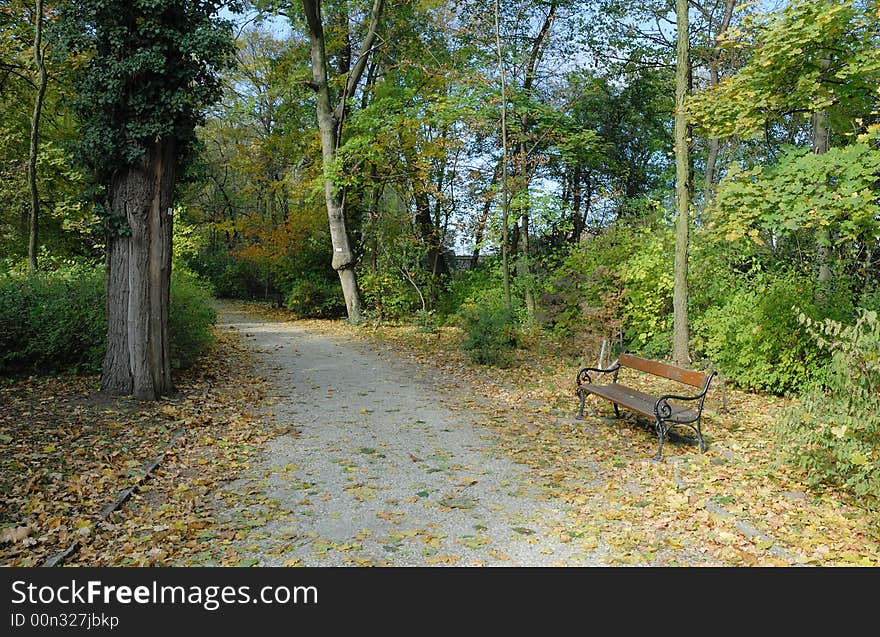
left=654, top=393, right=702, bottom=421
left=577, top=362, right=620, bottom=385
left=654, top=370, right=716, bottom=420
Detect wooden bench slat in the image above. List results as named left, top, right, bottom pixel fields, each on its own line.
left=618, top=353, right=708, bottom=388
left=584, top=383, right=698, bottom=422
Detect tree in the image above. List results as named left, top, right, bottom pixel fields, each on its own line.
left=27, top=0, right=48, bottom=273
left=672, top=0, right=690, bottom=365
left=300, top=0, right=386, bottom=324
left=494, top=0, right=512, bottom=310
left=59, top=0, right=235, bottom=399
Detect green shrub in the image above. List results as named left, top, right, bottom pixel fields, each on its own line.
left=186, top=249, right=254, bottom=299
left=438, top=262, right=506, bottom=322
left=359, top=270, right=418, bottom=321
left=169, top=267, right=217, bottom=369
left=616, top=231, right=673, bottom=357
left=285, top=275, right=346, bottom=319
left=0, top=265, right=216, bottom=375
left=777, top=309, right=880, bottom=505
left=539, top=246, right=621, bottom=340
left=539, top=222, right=672, bottom=357
left=0, top=265, right=105, bottom=374
left=691, top=272, right=849, bottom=394
left=457, top=288, right=518, bottom=366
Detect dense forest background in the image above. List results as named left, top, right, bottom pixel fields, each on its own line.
left=1, top=1, right=879, bottom=498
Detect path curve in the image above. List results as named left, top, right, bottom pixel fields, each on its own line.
left=212, top=302, right=602, bottom=566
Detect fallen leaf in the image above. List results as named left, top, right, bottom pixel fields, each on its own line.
left=425, top=554, right=460, bottom=565
left=1, top=526, right=32, bottom=544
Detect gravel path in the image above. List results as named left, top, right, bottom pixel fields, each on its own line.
left=212, top=303, right=602, bottom=566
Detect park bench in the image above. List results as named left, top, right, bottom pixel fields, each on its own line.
left=575, top=354, right=716, bottom=460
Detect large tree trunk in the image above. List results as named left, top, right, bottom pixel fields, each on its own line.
left=325, top=184, right=362, bottom=322
left=102, top=141, right=176, bottom=400
left=27, top=0, right=47, bottom=273
left=309, top=16, right=362, bottom=323
left=672, top=0, right=691, bottom=365
left=302, top=0, right=383, bottom=325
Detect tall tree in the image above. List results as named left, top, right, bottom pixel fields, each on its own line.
left=513, top=0, right=558, bottom=324
left=494, top=0, right=512, bottom=311
left=27, top=0, right=47, bottom=273
left=301, top=0, right=385, bottom=324
left=59, top=0, right=235, bottom=399
left=672, top=0, right=690, bottom=365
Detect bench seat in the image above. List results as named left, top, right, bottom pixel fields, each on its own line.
left=584, top=383, right=698, bottom=423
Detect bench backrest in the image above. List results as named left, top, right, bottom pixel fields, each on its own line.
left=618, top=353, right=709, bottom=388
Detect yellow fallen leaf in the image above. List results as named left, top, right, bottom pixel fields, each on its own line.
left=425, top=554, right=460, bottom=565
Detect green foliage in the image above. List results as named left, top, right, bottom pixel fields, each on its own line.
left=458, top=288, right=519, bottom=367
left=708, top=130, right=880, bottom=251
left=778, top=309, right=880, bottom=505
left=438, top=263, right=506, bottom=321
left=186, top=248, right=254, bottom=299
left=616, top=231, right=674, bottom=357
left=359, top=270, right=419, bottom=322
left=168, top=267, right=217, bottom=369
left=0, top=265, right=105, bottom=374
left=689, top=0, right=879, bottom=139
left=57, top=0, right=237, bottom=184
left=539, top=222, right=673, bottom=357
left=0, top=265, right=216, bottom=375
left=285, top=275, right=346, bottom=319
left=538, top=244, right=621, bottom=351
left=691, top=272, right=849, bottom=394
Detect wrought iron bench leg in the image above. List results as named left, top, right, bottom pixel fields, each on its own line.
left=653, top=418, right=666, bottom=461
left=613, top=403, right=620, bottom=418
left=695, top=418, right=706, bottom=453
left=576, top=389, right=586, bottom=420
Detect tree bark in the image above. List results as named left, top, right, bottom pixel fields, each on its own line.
left=27, top=0, right=47, bottom=273
left=471, top=161, right=501, bottom=269
left=516, top=181, right=536, bottom=323
left=813, top=106, right=832, bottom=290
left=514, top=1, right=556, bottom=325
left=571, top=165, right=583, bottom=241
left=102, top=140, right=176, bottom=400
left=672, top=0, right=691, bottom=365
left=493, top=0, right=511, bottom=311
left=414, top=188, right=448, bottom=278
left=302, top=0, right=384, bottom=325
